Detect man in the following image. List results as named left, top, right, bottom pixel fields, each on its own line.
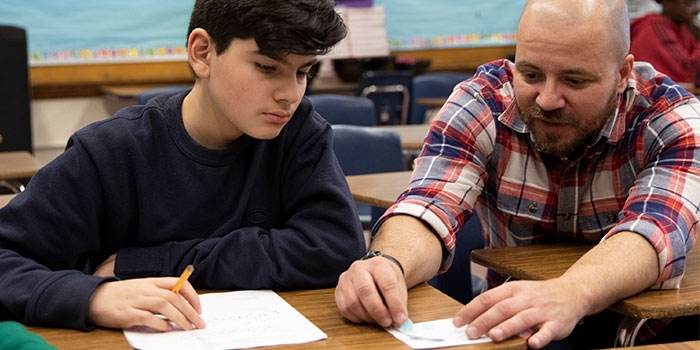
left=0, top=0, right=366, bottom=331
left=335, top=0, right=700, bottom=348
left=630, top=0, right=700, bottom=85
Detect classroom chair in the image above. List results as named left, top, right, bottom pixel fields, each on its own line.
left=138, top=85, right=192, bottom=105
left=306, top=94, right=377, bottom=126
left=409, top=72, right=471, bottom=125
left=331, top=125, right=406, bottom=228
left=356, top=70, right=413, bottom=125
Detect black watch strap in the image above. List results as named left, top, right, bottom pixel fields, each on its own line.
left=361, top=250, right=405, bottom=275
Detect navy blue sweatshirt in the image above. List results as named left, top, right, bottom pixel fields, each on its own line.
left=0, top=91, right=365, bottom=330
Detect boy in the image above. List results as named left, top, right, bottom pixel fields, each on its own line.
left=0, top=0, right=365, bottom=332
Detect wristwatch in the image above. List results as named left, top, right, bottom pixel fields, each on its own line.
left=361, top=250, right=405, bottom=275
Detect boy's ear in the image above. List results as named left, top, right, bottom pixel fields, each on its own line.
left=187, top=28, right=213, bottom=78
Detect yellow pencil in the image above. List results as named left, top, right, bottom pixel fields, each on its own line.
left=171, top=265, right=194, bottom=293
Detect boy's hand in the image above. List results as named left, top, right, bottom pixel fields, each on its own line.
left=87, top=278, right=206, bottom=331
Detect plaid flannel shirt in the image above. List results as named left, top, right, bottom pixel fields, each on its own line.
left=378, top=59, right=700, bottom=289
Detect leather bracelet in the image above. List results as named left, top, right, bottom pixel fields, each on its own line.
left=361, top=250, right=405, bottom=275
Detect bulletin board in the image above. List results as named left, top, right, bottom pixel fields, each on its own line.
left=376, top=0, right=526, bottom=50
left=0, top=0, right=524, bottom=66
left=0, top=0, right=194, bottom=66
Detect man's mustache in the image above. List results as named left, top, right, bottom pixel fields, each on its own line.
left=529, top=105, right=570, bottom=123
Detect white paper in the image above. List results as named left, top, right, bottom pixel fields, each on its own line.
left=387, top=318, right=492, bottom=349
left=123, top=290, right=327, bottom=350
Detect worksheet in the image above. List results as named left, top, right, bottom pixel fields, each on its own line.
left=387, top=318, right=492, bottom=349
left=123, top=290, right=326, bottom=350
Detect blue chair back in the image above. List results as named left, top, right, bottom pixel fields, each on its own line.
left=306, top=95, right=377, bottom=126
left=331, top=125, right=406, bottom=227
left=409, top=72, right=470, bottom=125
left=138, top=85, right=192, bottom=105
left=428, top=213, right=486, bottom=304
left=356, top=70, right=413, bottom=125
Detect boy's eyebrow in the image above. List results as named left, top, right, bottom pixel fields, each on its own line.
left=253, top=50, right=318, bottom=68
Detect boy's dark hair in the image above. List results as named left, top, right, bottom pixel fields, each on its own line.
left=188, top=0, right=346, bottom=57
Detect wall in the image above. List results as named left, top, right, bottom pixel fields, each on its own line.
left=30, top=97, right=132, bottom=164
left=16, top=0, right=518, bottom=163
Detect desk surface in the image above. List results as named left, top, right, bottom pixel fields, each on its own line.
left=0, top=151, right=43, bottom=180
left=0, top=194, right=15, bottom=207
left=379, top=124, right=430, bottom=149
left=310, top=74, right=358, bottom=95
left=471, top=244, right=700, bottom=320
left=346, top=171, right=412, bottom=209
left=27, top=284, right=525, bottom=349
left=416, top=97, right=448, bottom=108
left=605, top=340, right=700, bottom=349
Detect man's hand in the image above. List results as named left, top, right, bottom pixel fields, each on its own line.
left=335, top=214, right=443, bottom=329
left=87, top=278, right=206, bottom=331
left=453, top=278, right=587, bottom=348
left=334, top=256, right=409, bottom=328
left=454, top=232, right=658, bottom=348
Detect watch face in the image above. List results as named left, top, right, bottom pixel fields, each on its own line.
left=361, top=250, right=405, bottom=275
left=362, top=250, right=382, bottom=259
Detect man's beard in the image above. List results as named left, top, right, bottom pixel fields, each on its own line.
left=520, top=92, right=618, bottom=158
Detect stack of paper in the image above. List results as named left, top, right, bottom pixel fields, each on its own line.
left=326, top=5, right=390, bottom=59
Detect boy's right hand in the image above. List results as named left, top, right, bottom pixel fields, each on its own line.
left=86, top=278, right=206, bottom=331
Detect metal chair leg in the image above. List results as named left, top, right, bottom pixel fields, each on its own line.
left=0, top=179, right=24, bottom=193
left=615, top=316, right=647, bottom=347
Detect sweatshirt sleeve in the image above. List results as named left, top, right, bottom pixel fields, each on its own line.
left=0, top=141, right=118, bottom=330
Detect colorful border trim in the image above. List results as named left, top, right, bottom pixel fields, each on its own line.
left=29, top=46, right=188, bottom=65
left=389, top=32, right=516, bottom=50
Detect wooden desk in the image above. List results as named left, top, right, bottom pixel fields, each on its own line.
left=604, top=340, right=700, bottom=349
left=0, top=151, right=43, bottom=180
left=310, top=74, right=358, bottom=95
left=379, top=124, right=430, bottom=149
left=99, top=84, right=181, bottom=100
left=27, top=284, right=525, bottom=349
left=471, top=244, right=700, bottom=346
left=0, top=194, right=16, bottom=207
left=416, top=97, right=448, bottom=108
left=0, top=151, right=43, bottom=193
left=346, top=171, right=412, bottom=209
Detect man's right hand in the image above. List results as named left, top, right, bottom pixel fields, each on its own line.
left=87, top=278, right=206, bottom=331
left=334, top=255, right=409, bottom=329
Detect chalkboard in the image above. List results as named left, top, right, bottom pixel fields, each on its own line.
left=0, top=0, right=525, bottom=66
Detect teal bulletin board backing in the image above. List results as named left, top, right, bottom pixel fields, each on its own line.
left=0, top=0, right=524, bottom=66
left=376, top=0, right=525, bottom=50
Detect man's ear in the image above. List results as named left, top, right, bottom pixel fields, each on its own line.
left=616, top=54, right=634, bottom=94
left=187, top=28, right=213, bottom=79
